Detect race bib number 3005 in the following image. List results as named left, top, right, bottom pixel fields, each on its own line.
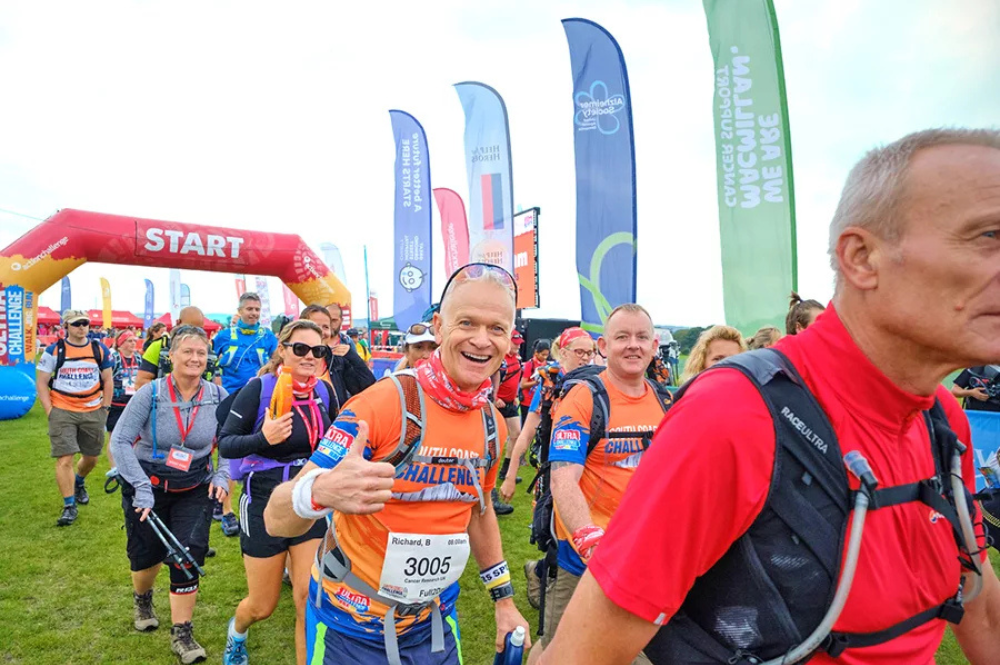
left=379, top=533, right=470, bottom=604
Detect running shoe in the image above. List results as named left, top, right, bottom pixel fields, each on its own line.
left=170, top=621, right=207, bottom=664
left=56, top=504, right=78, bottom=527
left=74, top=482, right=89, bottom=505
left=220, top=512, right=240, bottom=537
left=223, top=618, right=249, bottom=665
left=133, top=589, right=159, bottom=632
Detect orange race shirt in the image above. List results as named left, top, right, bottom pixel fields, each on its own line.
left=549, top=370, right=665, bottom=575
left=37, top=340, right=112, bottom=412
left=308, top=377, right=505, bottom=643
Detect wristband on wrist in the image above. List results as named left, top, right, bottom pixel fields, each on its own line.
left=480, top=561, right=513, bottom=602
left=292, top=468, right=333, bottom=520
left=489, top=582, right=515, bottom=602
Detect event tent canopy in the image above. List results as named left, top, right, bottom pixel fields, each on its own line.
left=87, top=309, right=144, bottom=328
left=36, top=306, right=61, bottom=325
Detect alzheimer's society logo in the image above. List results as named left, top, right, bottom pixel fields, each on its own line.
left=574, top=81, right=625, bottom=135
left=399, top=263, right=426, bottom=293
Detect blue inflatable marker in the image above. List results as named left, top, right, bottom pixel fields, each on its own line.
left=0, top=364, right=36, bottom=420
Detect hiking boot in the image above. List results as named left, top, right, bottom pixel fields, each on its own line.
left=133, top=589, right=159, bottom=632
left=525, top=560, right=541, bottom=609
left=492, top=489, right=513, bottom=516
left=170, top=621, right=207, bottom=664
left=223, top=618, right=249, bottom=665
left=74, top=482, right=89, bottom=505
left=220, top=512, right=240, bottom=537
left=212, top=500, right=224, bottom=521
left=56, top=504, right=78, bottom=527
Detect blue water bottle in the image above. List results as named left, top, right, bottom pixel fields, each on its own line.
left=493, top=626, right=526, bottom=665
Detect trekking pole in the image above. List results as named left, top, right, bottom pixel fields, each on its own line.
left=154, top=510, right=208, bottom=578
left=145, top=511, right=205, bottom=579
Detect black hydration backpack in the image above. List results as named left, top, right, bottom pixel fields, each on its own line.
left=645, top=349, right=978, bottom=664
left=528, top=364, right=673, bottom=635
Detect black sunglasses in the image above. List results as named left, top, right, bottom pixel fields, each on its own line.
left=283, top=342, right=331, bottom=359
left=68, top=320, right=90, bottom=327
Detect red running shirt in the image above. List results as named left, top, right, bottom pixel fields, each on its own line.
left=588, top=305, right=985, bottom=665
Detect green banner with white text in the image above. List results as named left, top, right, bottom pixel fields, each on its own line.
left=704, top=0, right=796, bottom=335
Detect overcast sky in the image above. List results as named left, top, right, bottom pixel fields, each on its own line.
left=1, top=0, right=997, bottom=326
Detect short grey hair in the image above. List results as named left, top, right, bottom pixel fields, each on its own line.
left=238, top=292, right=261, bottom=307
left=828, top=128, right=1000, bottom=274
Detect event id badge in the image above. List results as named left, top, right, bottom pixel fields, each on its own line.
left=165, top=447, right=193, bottom=472
left=123, top=377, right=137, bottom=396
left=379, top=533, right=470, bottom=604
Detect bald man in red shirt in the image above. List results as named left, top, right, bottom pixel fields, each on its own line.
left=540, top=130, right=1000, bottom=665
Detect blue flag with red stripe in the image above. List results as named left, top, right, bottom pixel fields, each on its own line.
left=455, top=82, right=514, bottom=273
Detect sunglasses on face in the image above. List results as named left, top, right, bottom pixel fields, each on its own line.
left=440, top=263, right=518, bottom=303
left=408, top=323, right=436, bottom=336
left=283, top=342, right=331, bottom=359
left=68, top=320, right=90, bottom=327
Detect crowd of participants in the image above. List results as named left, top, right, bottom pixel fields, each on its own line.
left=29, top=128, right=1000, bottom=664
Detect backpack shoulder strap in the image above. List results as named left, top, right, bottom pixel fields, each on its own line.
left=646, top=378, right=673, bottom=413
left=253, top=375, right=277, bottom=429
left=481, top=402, right=500, bottom=469
left=381, top=371, right=425, bottom=470
left=53, top=338, right=67, bottom=374
left=584, top=375, right=611, bottom=456
left=698, top=348, right=849, bottom=506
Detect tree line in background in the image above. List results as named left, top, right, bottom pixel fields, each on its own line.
left=672, top=326, right=711, bottom=356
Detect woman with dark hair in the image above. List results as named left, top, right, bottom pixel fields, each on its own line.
left=785, top=292, right=825, bottom=335
left=219, top=319, right=337, bottom=665
left=519, top=339, right=551, bottom=423
left=143, top=322, right=167, bottom=351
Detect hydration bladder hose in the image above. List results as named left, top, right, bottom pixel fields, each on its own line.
left=764, top=446, right=984, bottom=665
left=761, top=452, right=876, bottom=665
left=951, top=441, right=983, bottom=603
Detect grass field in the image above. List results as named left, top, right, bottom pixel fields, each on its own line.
left=0, top=401, right=983, bottom=664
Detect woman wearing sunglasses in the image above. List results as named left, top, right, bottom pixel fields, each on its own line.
left=218, top=320, right=338, bottom=665
left=498, top=327, right=596, bottom=506
left=394, top=322, right=439, bottom=371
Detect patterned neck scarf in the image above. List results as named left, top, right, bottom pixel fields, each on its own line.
left=415, top=350, right=492, bottom=412
left=281, top=365, right=319, bottom=398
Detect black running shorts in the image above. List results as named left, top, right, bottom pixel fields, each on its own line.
left=239, top=466, right=327, bottom=559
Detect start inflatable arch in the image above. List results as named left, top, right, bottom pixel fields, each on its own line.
left=0, top=208, right=351, bottom=420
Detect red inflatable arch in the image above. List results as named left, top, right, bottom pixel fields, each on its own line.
left=0, top=209, right=350, bottom=419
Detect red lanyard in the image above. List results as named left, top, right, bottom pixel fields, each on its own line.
left=167, top=378, right=204, bottom=448
left=293, top=398, right=322, bottom=450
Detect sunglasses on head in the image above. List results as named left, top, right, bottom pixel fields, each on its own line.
left=407, top=323, right=436, bottom=336
left=172, top=325, right=207, bottom=337
left=440, top=262, right=518, bottom=303
left=283, top=342, right=331, bottom=359
left=68, top=320, right=90, bottom=327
